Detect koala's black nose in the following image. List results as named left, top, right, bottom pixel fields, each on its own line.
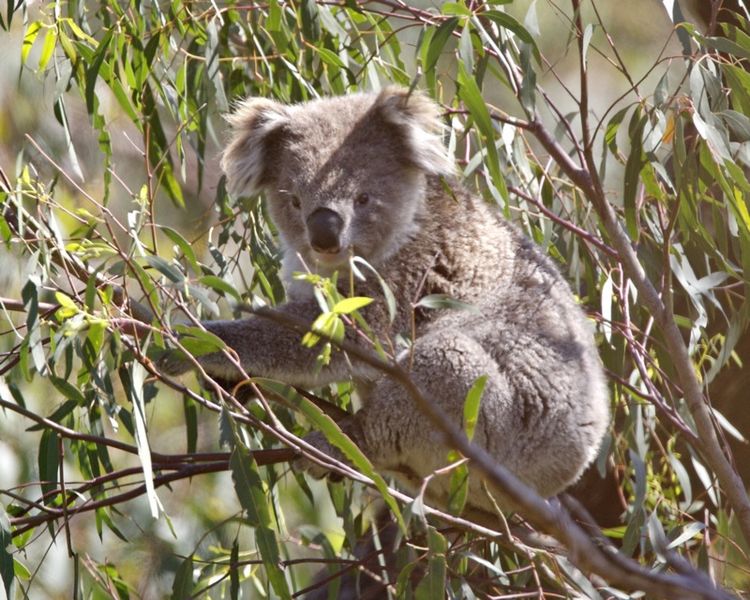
left=306, top=208, right=343, bottom=253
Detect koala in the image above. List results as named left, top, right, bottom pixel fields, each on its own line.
left=167, top=87, right=610, bottom=518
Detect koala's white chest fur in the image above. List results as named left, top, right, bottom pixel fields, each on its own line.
left=204, top=87, right=610, bottom=517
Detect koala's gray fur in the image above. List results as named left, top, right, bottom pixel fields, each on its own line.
left=170, top=87, right=609, bottom=517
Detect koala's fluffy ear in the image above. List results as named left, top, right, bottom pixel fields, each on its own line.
left=220, top=98, right=290, bottom=197
left=373, top=87, right=455, bottom=176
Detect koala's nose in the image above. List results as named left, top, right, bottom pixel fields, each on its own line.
left=306, top=208, right=344, bottom=253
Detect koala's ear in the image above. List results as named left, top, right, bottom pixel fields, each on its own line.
left=220, top=98, right=290, bottom=197
left=373, top=87, right=455, bottom=176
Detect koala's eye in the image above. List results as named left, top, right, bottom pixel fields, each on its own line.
left=355, top=192, right=370, bottom=206
left=290, top=195, right=301, bottom=209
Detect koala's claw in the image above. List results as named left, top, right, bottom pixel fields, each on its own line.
left=293, top=418, right=366, bottom=480
left=293, top=430, right=343, bottom=479
left=155, top=348, right=192, bottom=377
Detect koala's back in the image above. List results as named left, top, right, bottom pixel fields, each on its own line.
left=358, top=179, right=609, bottom=508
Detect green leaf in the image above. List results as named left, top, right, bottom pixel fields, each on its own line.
left=63, top=17, right=96, bottom=45
left=519, top=41, right=536, bottom=114
left=85, top=32, right=112, bottom=115
left=305, top=312, right=344, bottom=347
left=38, top=430, right=60, bottom=501
left=629, top=449, right=647, bottom=511
left=446, top=456, right=469, bottom=515
left=0, top=215, right=11, bottom=242
left=12, top=559, right=29, bottom=581
left=623, top=117, right=645, bottom=241
left=693, top=112, right=731, bottom=162
left=415, top=527, right=447, bottom=600
left=669, top=454, right=693, bottom=508
left=463, top=375, right=486, bottom=441
left=125, top=363, right=161, bottom=518
left=415, top=293, right=478, bottom=312
left=457, top=62, right=494, bottom=141
left=21, top=21, right=42, bottom=64
left=183, top=397, right=198, bottom=455
left=457, top=63, right=508, bottom=200
left=483, top=10, right=536, bottom=46
left=143, top=255, right=185, bottom=283
left=26, top=400, right=76, bottom=432
left=315, top=46, right=345, bottom=69
left=170, top=555, right=193, bottom=599
left=49, top=376, right=86, bottom=406
left=667, top=522, right=705, bottom=549
left=396, top=560, right=419, bottom=597
left=37, top=27, right=56, bottom=70
left=445, top=375, right=485, bottom=515
left=725, top=64, right=750, bottom=115
left=86, top=320, right=107, bottom=357
left=173, top=325, right=227, bottom=357
left=230, top=443, right=291, bottom=599
left=582, top=24, right=594, bottom=71
left=1, top=505, right=14, bottom=598
left=719, top=109, right=750, bottom=142
left=229, top=539, right=239, bottom=600
left=300, top=0, right=321, bottom=41
left=54, top=291, right=78, bottom=319
left=441, top=3, right=471, bottom=16
left=604, top=106, right=630, bottom=155
left=672, top=12, right=694, bottom=56
left=351, top=257, right=397, bottom=322
left=700, top=35, right=750, bottom=61
left=199, top=275, right=241, bottom=301
left=458, top=24, right=475, bottom=73
left=161, top=227, right=200, bottom=273
left=423, top=17, right=458, bottom=75
left=161, top=168, right=185, bottom=209
left=332, top=296, right=373, bottom=314
left=230, top=443, right=270, bottom=525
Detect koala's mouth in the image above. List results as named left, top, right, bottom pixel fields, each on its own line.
left=310, top=247, right=351, bottom=268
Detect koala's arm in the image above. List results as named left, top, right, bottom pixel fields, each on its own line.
left=165, top=300, right=382, bottom=388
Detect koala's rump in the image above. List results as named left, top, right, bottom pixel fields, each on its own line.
left=360, top=297, right=606, bottom=511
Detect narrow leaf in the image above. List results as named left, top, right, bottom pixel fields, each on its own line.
left=21, top=21, right=42, bottom=64
left=230, top=443, right=290, bottom=598
left=128, top=363, right=161, bottom=518
left=1, top=506, right=14, bottom=598
left=415, top=526, right=447, bottom=600
left=332, top=296, right=373, bottom=314
left=463, top=375, right=487, bottom=441
left=416, top=294, right=478, bottom=312
left=38, top=430, right=60, bottom=501
left=170, top=555, right=193, bottom=599
left=424, top=17, right=458, bottom=75
left=37, top=28, right=56, bottom=70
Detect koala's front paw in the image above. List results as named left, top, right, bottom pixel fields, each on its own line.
left=293, top=418, right=365, bottom=479
left=293, top=430, right=343, bottom=479
left=155, top=348, right=193, bottom=377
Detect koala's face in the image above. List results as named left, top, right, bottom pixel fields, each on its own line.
left=264, top=99, right=429, bottom=270
left=221, top=88, right=454, bottom=272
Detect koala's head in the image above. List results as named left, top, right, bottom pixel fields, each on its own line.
left=220, top=87, right=454, bottom=274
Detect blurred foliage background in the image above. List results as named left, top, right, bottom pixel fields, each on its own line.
left=1, top=0, right=750, bottom=598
